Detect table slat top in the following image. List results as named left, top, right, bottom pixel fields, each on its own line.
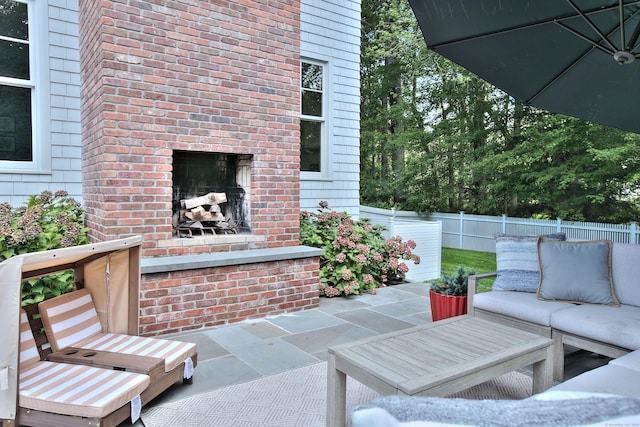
left=329, top=316, right=552, bottom=394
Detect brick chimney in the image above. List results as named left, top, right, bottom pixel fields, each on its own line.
left=78, top=0, right=302, bottom=257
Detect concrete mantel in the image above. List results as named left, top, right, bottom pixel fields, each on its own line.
left=141, top=246, right=325, bottom=275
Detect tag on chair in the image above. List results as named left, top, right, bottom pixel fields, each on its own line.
left=183, top=357, right=194, bottom=379
left=130, top=395, right=142, bottom=423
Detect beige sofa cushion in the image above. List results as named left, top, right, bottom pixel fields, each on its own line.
left=473, top=291, right=574, bottom=326
left=550, top=304, right=640, bottom=350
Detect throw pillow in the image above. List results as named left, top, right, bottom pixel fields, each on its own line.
left=492, top=232, right=566, bottom=292
left=537, top=239, right=619, bottom=305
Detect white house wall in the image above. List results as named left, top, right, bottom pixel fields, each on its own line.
left=300, top=0, right=361, bottom=216
left=0, top=1, right=82, bottom=205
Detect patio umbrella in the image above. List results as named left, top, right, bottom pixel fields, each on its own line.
left=407, top=0, right=640, bottom=134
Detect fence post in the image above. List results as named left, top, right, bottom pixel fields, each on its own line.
left=557, top=218, right=562, bottom=233
left=502, top=214, right=507, bottom=233
left=631, top=222, right=638, bottom=245
left=459, top=211, right=464, bottom=249
left=387, top=207, right=396, bottom=236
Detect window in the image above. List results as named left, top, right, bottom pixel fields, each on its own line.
left=300, top=60, right=325, bottom=173
left=0, top=0, right=49, bottom=172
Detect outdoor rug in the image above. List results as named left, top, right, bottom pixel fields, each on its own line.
left=140, top=362, right=532, bottom=427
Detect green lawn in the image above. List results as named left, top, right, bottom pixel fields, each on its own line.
left=440, top=247, right=496, bottom=293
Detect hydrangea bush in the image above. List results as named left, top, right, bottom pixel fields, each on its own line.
left=300, top=201, right=420, bottom=297
left=0, top=190, right=89, bottom=304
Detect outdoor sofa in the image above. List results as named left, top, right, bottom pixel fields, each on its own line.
left=467, top=234, right=640, bottom=381
left=349, top=235, right=640, bottom=426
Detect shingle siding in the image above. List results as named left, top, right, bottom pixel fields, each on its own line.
left=300, top=0, right=361, bottom=215
left=0, top=1, right=82, bottom=206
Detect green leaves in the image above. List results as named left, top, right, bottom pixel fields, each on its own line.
left=431, top=265, right=476, bottom=296
left=361, top=0, right=640, bottom=223
left=21, top=271, right=74, bottom=305
left=300, top=202, right=419, bottom=297
left=0, top=190, right=88, bottom=306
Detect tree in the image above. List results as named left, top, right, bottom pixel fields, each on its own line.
left=360, top=0, right=640, bottom=223
left=360, top=0, right=427, bottom=208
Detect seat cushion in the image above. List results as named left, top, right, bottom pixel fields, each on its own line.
left=20, top=360, right=149, bottom=418
left=550, top=304, right=640, bottom=350
left=546, top=364, right=640, bottom=398
left=609, top=350, right=640, bottom=372
left=19, top=309, right=149, bottom=419
left=39, top=289, right=196, bottom=372
left=473, top=291, right=575, bottom=326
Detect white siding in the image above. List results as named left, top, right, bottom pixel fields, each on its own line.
left=0, top=0, right=82, bottom=206
left=300, top=0, right=361, bottom=216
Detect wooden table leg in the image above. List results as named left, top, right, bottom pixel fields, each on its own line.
left=532, top=345, right=554, bottom=394
left=327, top=353, right=347, bottom=427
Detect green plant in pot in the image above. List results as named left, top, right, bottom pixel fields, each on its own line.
left=429, top=265, right=476, bottom=321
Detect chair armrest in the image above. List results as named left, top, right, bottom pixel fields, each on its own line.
left=467, top=272, right=497, bottom=316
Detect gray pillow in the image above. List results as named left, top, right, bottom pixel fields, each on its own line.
left=492, top=232, right=566, bottom=292
left=537, top=239, right=619, bottom=306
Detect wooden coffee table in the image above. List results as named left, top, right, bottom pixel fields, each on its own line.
left=326, top=315, right=554, bottom=427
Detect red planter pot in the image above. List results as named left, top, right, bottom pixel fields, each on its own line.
left=429, top=290, right=467, bottom=322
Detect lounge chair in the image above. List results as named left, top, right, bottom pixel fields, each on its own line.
left=37, top=288, right=197, bottom=390
left=16, top=309, right=150, bottom=427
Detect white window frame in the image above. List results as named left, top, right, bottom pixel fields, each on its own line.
left=0, top=0, right=50, bottom=174
left=300, top=57, right=331, bottom=179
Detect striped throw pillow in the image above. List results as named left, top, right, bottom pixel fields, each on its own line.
left=492, top=232, right=566, bottom=292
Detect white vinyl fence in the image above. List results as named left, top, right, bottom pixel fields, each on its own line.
left=359, top=206, right=442, bottom=281
left=430, top=212, right=640, bottom=252
left=360, top=207, right=639, bottom=267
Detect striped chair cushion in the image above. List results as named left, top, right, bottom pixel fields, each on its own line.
left=492, top=232, right=566, bottom=292
left=19, top=311, right=42, bottom=368
left=19, top=310, right=150, bottom=419
left=39, top=289, right=196, bottom=372
left=37, top=288, right=102, bottom=352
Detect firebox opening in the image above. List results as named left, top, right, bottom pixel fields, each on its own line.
left=172, top=150, right=251, bottom=237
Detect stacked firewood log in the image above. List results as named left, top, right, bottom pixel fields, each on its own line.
left=174, top=192, right=237, bottom=235
left=180, top=192, right=227, bottom=221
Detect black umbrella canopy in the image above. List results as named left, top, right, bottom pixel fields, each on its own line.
left=408, top=0, right=640, bottom=133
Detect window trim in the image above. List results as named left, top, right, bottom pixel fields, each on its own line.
left=0, top=0, right=51, bottom=174
left=300, top=57, right=331, bottom=179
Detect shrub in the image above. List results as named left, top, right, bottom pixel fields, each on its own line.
left=430, top=265, right=476, bottom=296
left=0, top=190, right=89, bottom=304
left=300, top=201, right=420, bottom=297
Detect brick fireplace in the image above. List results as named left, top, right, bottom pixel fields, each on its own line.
left=78, top=0, right=321, bottom=335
